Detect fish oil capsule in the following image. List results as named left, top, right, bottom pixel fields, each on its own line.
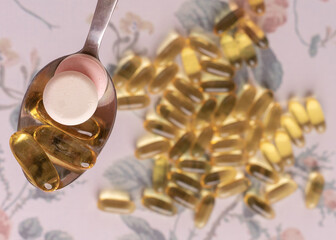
left=274, top=129, right=294, bottom=166
left=235, top=30, right=257, bottom=67
left=210, top=135, right=245, bottom=153
left=260, top=140, right=282, bottom=165
left=248, top=89, right=274, bottom=120
left=148, top=62, right=179, bottom=94
left=34, top=125, right=96, bottom=172
left=135, top=134, right=171, bottom=160
left=168, top=170, right=202, bottom=194
left=169, top=132, right=195, bottom=162
left=246, top=159, right=279, bottom=184
left=263, top=103, right=282, bottom=139
left=142, top=188, right=177, bottom=216
left=155, top=32, right=185, bottom=64
left=113, top=52, right=142, bottom=87
left=240, top=18, right=268, bottom=48
left=200, top=73, right=235, bottom=94
left=216, top=119, right=248, bottom=138
left=152, top=157, right=170, bottom=192
left=200, top=58, right=234, bottom=79
left=201, top=166, right=237, bottom=189
left=220, top=34, right=242, bottom=69
left=232, top=84, right=256, bottom=120
left=166, top=182, right=198, bottom=209
left=194, top=191, right=215, bottom=229
left=117, top=89, right=150, bottom=110
left=97, top=190, right=135, bottom=214
left=306, top=97, right=326, bottom=133
left=144, top=111, right=179, bottom=139
left=248, top=0, right=265, bottom=15
left=213, top=93, right=236, bottom=125
left=9, top=131, right=60, bottom=191
left=193, top=98, right=217, bottom=129
left=265, top=177, right=297, bottom=204
left=214, top=4, right=245, bottom=34
left=244, top=193, right=275, bottom=219
left=157, top=104, right=189, bottom=129
left=305, top=172, right=324, bottom=209
left=176, top=158, right=211, bottom=174
left=181, top=45, right=201, bottom=83
left=288, top=99, right=312, bottom=133
left=191, top=126, right=214, bottom=157
left=281, top=114, right=305, bottom=147
left=164, top=90, right=195, bottom=116
left=245, top=120, right=263, bottom=156
left=211, top=150, right=246, bottom=167
left=189, top=31, right=220, bottom=59
left=173, top=77, right=203, bottom=103
left=126, top=57, right=155, bottom=93
left=216, top=175, right=251, bottom=198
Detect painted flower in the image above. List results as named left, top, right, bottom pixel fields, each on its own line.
left=303, top=156, right=318, bottom=168
left=281, top=228, right=305, bottom=240
left=323, top=189, right=336, bottom=210
left=0, top=209, right=11, bottom=240
left=120, top=12, right=154, bottom=34
left=0, top=38, right=19, bottom=67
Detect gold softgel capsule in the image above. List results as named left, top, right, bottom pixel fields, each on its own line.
left=135, top=134, right=171, bottom=160
left=305, top=172, right=324, bottom=209
left=97, top=190, right=135, bottom=214
left=194, top=191, right=215, bottom=229
left=244, top=193, right=275, bottom=219
left=142, top=188, right=177, bottom=216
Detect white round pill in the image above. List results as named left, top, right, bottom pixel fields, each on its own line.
left=43, top=71, right=98, bottom=126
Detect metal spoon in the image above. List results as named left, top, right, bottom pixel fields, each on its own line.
left=17, top=0, right=119, bottom=189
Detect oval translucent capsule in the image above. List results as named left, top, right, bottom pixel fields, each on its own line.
left=169, top=132, right=195, bottom=162
left=305, top=172, right=324, bottom=209
left=215, top=119, right=248, bottom=138
left=135, top=134, right=171, bottom=160
left=142, top=188, right=177, bottom=216
left=235, top=30, right=257, bottom=67
left=245, top=120, right=263, bottom=157
left=193, top=98, right=217, bottom=129
left=191, top=126, right=214, bottom=157
left=288, top=99, right=312, bottom=133
left=274, top=129, right=294, bottom=166
left=200, top=73, right=235, bottom=94
left=97, top=190, right=135, bottom=214
left=181, top=45, right=202, bottom=83
left=200, top=58, right=234, bottom=79
left=210, top=135, right=245, bottom=153
left=211, top=150, right=247, bottom=167
left=260, top=139, right=282, bottom=165
left=176, top=158, right=211, bottom=174
left=201, top=166, right=237, bottom=189
left=166, top=183, right=198, bottom=209
left=248, top=89, right=274, bottom=120
left=9, top=131, right=60, bottom=192
left=240, top=18, right=268, bottom=48
left=306, top=97, right=326, bottom=133
left=214, top=5, right=245, bottom=34
left=263, top=102, right=282, bottom=139
left=246, top=159, right=279, bottom=184
left=117, top=89, right=150, bottom=110
left=164, top=90, right=195, bottom=116
left=220, top=34, right=242, bottom=69
left=232, top=84, right=256, bottom=120
left=189, top=30, right=221, bottom=59
left=173, top=76, right=204, bottom=103
left=215, top=174, right=250, bottom=198
left=265, top=177, right=298, bottom=204
left=194, top=191, right=215, bottom=229
left=244, top=193, right=275, bottom=219
left=157, top=103, right=189, bottom=129
left=144, top=111, right=179, bottom=139
left=148, top=62, right=179, bottom=94
left=281, top=114, right=305, bottom=147
left=213, top=93, right=236, bottom=125
left=152, top=157, right=170, bottom=192
left=248, top=0, right=265, bottom=15
left=168, top=170, right=202, bottom=194
left=155, top=32, right=185, bottom=64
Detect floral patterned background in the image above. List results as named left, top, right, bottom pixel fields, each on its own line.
left=1, top=0, right=336, bottom=239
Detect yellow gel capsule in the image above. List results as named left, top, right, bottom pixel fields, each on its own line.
left=306, top=97, right=326, bottom=133
left=117, top=89, right=150, bottom=110
left=265, top=177, right=297, bottom=204
left=213, top=93, right=236, bottom=125
left=189, top=31, right=221, bottom=59
left=155, top=32, right=185, bottom=64
left=211, top=150, right=246, bottom=167
left=168, top=170, right=202, bottom=194
left=216, top=119, right=248, bottom=138
left=220, top=34, right=242, bottom=69
left=248, top=0, right=265, bottom=15
left=260, top=140, right=282, bottom=165
left=281, top=114, right=305, bottom=147
left=305, top=172, right=325, bottom=209
left=166, top=183, right=198, bottom=209
left=113, top=52, right=142, bottom=87
left=169, top=132, right=195, bottom=162
left=248, top=89, right=274, bottom=120
left=126, top=58, right=155, bottom=93
left=191, top=126, right=214, bottom=157
left=200, top=73, right=235, bottom=94
left=181, top=45, right=201, bottom=83
left=97, top=190, right=135, bottom=214
left=245, top=120, right=263, bottom=156
left=288, top=99, right=312, bottom=133
left=135, top=134, right=171, bottom=160
left=263, top=103, right=282, bottom=139
left=173, top=77, right=204, bottom=103
left=148, top=62, right=179, bottom=94
left=152, top=157, right=170, bottom=192
left=142, top=188, right=177, bottom=216
left=34, top=125, right=96, bottom=172
left=9, top=131, right=60, bottom=192
left=200, top=58, right=234, bottom=79
left=164, top=90, right=195, bottom=116
left=274, top=129, right=294, bottom=166
left=210, top=135, right=245, bottom=153
left=240, top=18, right=268, bottom=48
left=232, top=84, right=256, bottom=120
left=144, top=112, right=179, bottom=139
left=157, top=104, right=189, bottom=129
left=193, top=98, right=217, bottom=129
left=244, top=193, right=275, bottom=219
left=214, top=5, right=245, bottom=34
left=246, top=160, right=279, bottom=184
left=176, top=158, right=211, bottom=174
left=201, top=166, right=237, bottom=189
left=194, top=191, right=215, bottom=229
left=235, top=30, right=257, bottom=67
left=216, top=175, right=250, bottom=198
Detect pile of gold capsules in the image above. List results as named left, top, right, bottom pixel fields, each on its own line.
left=97, top=2, right=326, bottom=228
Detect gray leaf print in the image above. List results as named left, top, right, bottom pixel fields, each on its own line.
left=10, top=104, right=21, bottom=131
left=44, top=230, right=73, bottom=240
left=18, top=217, right=43, bottom=239
left=309, top=34, right=321, bottom=57
left=118, top=234, right=142, bottom=240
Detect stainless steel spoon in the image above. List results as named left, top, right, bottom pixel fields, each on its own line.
left=17, top=0, right=119, bottom=189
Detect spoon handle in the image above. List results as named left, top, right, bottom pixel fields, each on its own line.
left=82, top=0, right=119, bottom=58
